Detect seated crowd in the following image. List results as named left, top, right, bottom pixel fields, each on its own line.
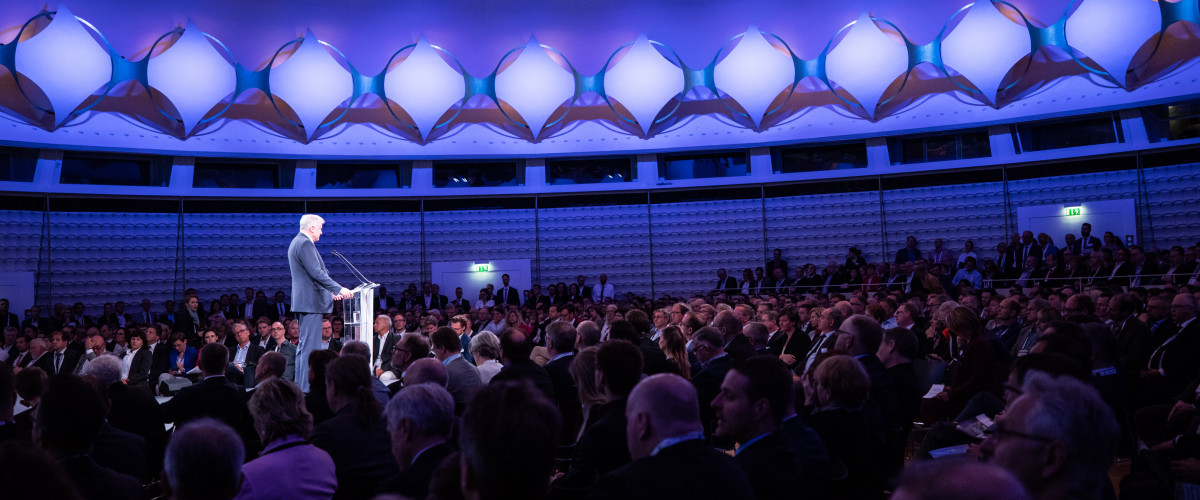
left=0, top=224, right=1198, bottom=500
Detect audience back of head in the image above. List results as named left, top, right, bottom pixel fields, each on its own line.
left=460, top=380, right=561, bottom=500
left=164, top=418, right=245, bottom=500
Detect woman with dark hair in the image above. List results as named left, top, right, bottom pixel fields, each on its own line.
left=566, top=283, right=582, bottom=304
left=311, top=355, right=398, bottom=499
left=240, top=378, right=337, bottom=499
left=657, top=326, right=690, bottom=378
left=122, top=330, right=151, bottom=387
left=921, top=306, right=1001, bottom=422
left=305, top=349, right=340, bottom=425
left=330, top=317, right=344, bottom=340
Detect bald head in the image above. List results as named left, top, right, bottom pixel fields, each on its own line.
left=625, top=374, right=702, bottom=460
left=404, top=358, right=448, bottom=387
left=713, top=311, right=742, bottom=343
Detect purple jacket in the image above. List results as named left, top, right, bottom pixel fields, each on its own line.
left=236, top=435, right=337, bottom=500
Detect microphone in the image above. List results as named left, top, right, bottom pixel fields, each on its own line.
left=331, top=248, right=372, bottom=284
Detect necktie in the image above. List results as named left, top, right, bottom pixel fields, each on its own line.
left=55, top=352, right=62, bottom=373
left=279, top=304, right=284, bottom=317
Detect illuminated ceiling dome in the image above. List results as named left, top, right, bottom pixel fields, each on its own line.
left=0, top=0, right=1196, bottom=158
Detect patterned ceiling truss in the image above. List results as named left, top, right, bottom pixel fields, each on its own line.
left=0, top=1, right=1196, bottom=145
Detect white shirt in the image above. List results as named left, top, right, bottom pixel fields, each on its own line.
left=476, top=359, right=502, bottom=384
left=592, top=283, right=615, bottom=302
left=121, top=348, right=138, bottom=379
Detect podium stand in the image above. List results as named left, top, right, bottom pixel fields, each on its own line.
left=343, top=283, right=379, bottom=364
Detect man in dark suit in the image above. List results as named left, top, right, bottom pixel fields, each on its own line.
left=712, top=268, right=739, bottom=296
left=1140, top=293, right=1200, bottom=404
left=839, top=315, right=904, bottom=474
left=372, top=315, right=402, bottom=377
left=544, top=322, right=582, bottom=443
left=430, top=327, right=482, bottom=414
left=374, top=286, right=396, bottom=315
left=145, top=324, right=172, bottom=384
left=288, top=214, right=353, bottom=393
left=376, top=384, right=456, bottom=500
left=1162, top=247, right=1198, bottom=286
left=161, top=343, right=248, bottom=432
left=1127, top=245, right=1158, bottom=288
left=269, top=291, right=292, bottom=322
left=495, top=274, right=521, bottom=308
left=0, top=299, right=19, bottom=331
left=767, top=267, right=791, bottom=296
left=552, top=340, right=640, bottom=494
left=1069, top=222, right=1103, bottom=257
left=448, top=287, right=471, bottom=312
left=431, top=284, right=450, bottom=312
left=523, top=284, right=552, bottom=309
left=35, top=375, right=143, bottom=500
left=715, top=311, right=755, bottom=363
left=588, top=373, right=754, bottom=500
left=490, top=329, right=554, bottom=400
left=690, top=327, right=734, bottom=443
left=37, top=331, right=81, bottom=377
left=765, top=249, right=788, bottom=279
left=229, top=322, right=266, bottom=389
left=21, top=305, right=46, bottom=333
left=711, top=356, right=806, bottom=500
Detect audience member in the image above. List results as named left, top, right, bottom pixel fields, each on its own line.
left=34, top=375, right=144, bottom=500
left=468, top=331, right=503, bottom=384
left=490, top=328, right=554, bottom=400
left=801, top=355, right=883, bottom=499
left=239, top=378, right=336, bottom=499
left=589, top=373, right=753, bottom=500
left=981, top=372, right=1118, bottom=500
left=430, top=326, right=482, bottom=414
left=305, top=349, right=340, bottom=425
left=405, top=357, right=449, bottom=387
left=553, top=340, right=642, bottom=493
left=377, top=383, right=456, bottom=499
left=711, top=355, right=806, bottom=500
left=460, top=380, right=561, bottom=500
left=311, top=354, right=398, bottom=499
left=161, top=343, right=248, bottom=432
left=892, top=460, right=1031, bottom=500
left=163, top=418, right=243, bottom=500
left=691, top=326, right=734, bottom=444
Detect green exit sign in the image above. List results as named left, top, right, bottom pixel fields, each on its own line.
left=475, top=264, right=490, bottom=272
left=1067, top=207, right=1081, bottom=216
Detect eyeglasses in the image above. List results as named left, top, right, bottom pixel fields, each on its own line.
left=988, top=423, right=1053, bottom=444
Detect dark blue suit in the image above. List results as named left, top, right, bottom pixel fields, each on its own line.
left=288, top=231, right=344, bottom=392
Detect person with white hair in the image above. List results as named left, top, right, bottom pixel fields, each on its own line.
left=288, top=213, right=353, bottom=392
left=980, top=371, right=1119, bottom=500
left=468, top=331, right=503, bottom=384
left=377, top=383, right=456, bottom=499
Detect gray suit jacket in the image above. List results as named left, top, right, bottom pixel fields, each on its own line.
left=288, top=232, right=343, bottom=314
left=445, top=355, right=483, bottom=411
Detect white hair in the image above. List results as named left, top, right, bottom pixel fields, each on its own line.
left=84, top=354, right=123, bottom=385
left=299, top=214, right=325, bottom=232
left=1021, top=371, right=1118, bottom=498
left=385, top=383, right=455, bottom=439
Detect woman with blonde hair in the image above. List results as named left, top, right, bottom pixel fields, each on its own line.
left=238, top=378, right=337, bottom=499
left=802, top=354, right=881, bottom=499
left=921, top=306, right=1000, bottom=422
left=569, top=347, right=606, bottom=442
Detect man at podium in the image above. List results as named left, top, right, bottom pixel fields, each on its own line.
left=289, top=214, right=353, bottom=392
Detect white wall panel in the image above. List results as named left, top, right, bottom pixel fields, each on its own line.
left=424, top=209, right=537, bottom=292
left=49, top=211, right=179, bottom=313
left=1007, top=169, right=1141, bottom=247
left=766, top=191, right=883, bottom=271
left=1143, top=163, right=1200, bottom=249
left=315, top=212, right=423, bottom=294
left=651, top=198, right=764, bottom=298
left=538, top=204, right=652, bottom=297
left=883, top=182, right=1007, bottom=266
left=182, top=213, right=298, bottom=303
